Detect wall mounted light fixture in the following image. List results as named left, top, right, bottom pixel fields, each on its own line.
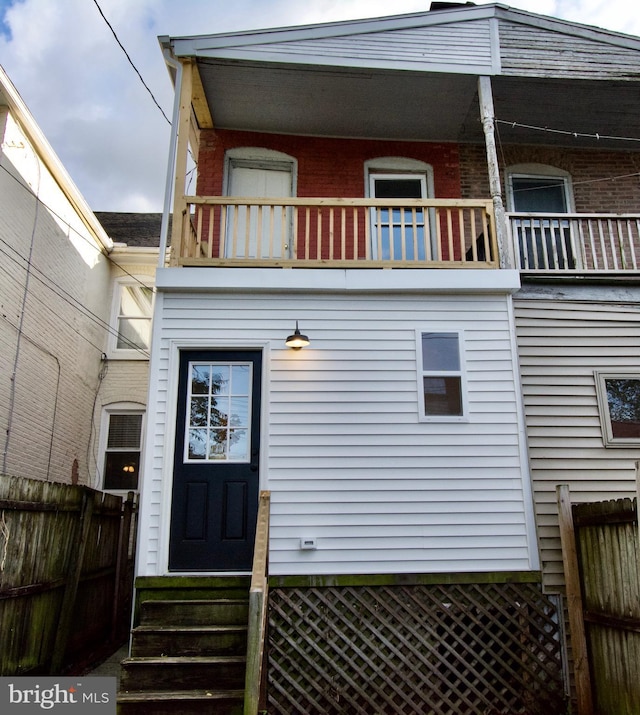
left=285, top=321, right=310, bottom=349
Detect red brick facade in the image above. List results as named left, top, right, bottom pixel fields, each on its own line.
left=197, top=130, right=462, bottom=199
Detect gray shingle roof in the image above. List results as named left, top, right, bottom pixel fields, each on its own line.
left=95, top=212, right=167, bottom=248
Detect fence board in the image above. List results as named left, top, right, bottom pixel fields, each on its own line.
left=571, top=495, right=640, bottom=715
left=0, top=475, right=137, bottom=675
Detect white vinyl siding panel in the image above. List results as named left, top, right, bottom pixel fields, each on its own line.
left=514, top=299, right=640, bottom=591
left=499, top=21, right=640, bottom=79
left=237, top=21, right=494, bottom=72
left=139, top=291, right=536, bottom=577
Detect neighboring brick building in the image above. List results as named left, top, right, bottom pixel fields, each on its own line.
left=0, top=68, right=158, bottom=490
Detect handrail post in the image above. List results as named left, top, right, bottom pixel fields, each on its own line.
left=244, top=490, right=271, bottom=715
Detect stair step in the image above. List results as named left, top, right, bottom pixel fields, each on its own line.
left=131, top=625, right=247, bottom=657
left=120, top=655, right=246, bottom=691
left=117, top=688, right=244, bottom=715
left=139, top=599, right=249, bottom=627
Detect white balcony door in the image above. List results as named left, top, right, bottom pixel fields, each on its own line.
left=369, top=173, right=434, bottom=261
left=226, top=161, right=293, bottom=259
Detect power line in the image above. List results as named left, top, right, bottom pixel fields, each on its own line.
left=0, top=238, right=150, bottom=357
left=91, top=0, right=172, bottom=125
left=0, top=162, right=156, bottom=293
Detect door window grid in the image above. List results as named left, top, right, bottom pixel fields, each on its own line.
left=418, top=331, right=466, bottom=420
left=185, top=362, right=252, bottom=462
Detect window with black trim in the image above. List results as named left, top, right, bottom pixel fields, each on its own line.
left=595, top=372, right=640, bottom=447
left=418, top=330, right=466, bottom=420
left=102, top=410, right=144, bottom=490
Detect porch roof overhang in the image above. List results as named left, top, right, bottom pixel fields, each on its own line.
left=159, top=3, right=640, bottom=150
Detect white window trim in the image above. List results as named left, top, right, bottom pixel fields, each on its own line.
left=365, top=158, right=435, bottom=261
left=97, top=402, right=146, bottom=492
left=504, top=163, right=574, bottom=213
left=416, top=329, right=469, bottom=423
left=183, top=359, right=254, bottom=464
left=107, top=277, right=153, bottom=359
left=595, top=370, right=640, bottom=448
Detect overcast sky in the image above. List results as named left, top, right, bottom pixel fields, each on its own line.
left=1, top=0, right=638, bottom=212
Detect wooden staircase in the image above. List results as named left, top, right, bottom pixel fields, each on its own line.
left=117, top=577, right=250, bottom=715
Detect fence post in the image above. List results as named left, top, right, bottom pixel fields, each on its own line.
left=557, top=484, right=594, bottom=715
left=111, top=491, right=135, bottom=644
left=636, top=462, right=640, bottom=577
left=49, top=488, right=95, bottom=674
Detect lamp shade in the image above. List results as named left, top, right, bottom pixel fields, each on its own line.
left=285, top=321, right=310, bottom=349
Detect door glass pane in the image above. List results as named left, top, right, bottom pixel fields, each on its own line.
left=210, top=397, right=229, bottom=427
left=188, top=429, right=207, bottom=459
left=186, top=362, right=252, bottom=462
left=191, top=365, right=210, bottom=394
left=229, top=429, right=249, bottom=460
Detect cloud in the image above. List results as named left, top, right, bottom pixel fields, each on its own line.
left=0, top=0, right=637, bottom=211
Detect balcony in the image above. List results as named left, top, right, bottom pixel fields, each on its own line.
left=171, top=197, right=498, bottom=268
left=508, top=213, right=640, bottom=273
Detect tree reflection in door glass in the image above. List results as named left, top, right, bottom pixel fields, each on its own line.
left=186, top=362, right=253, bottom=462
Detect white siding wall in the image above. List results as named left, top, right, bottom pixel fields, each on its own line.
left=138, top=287, right=538, bottom=577
left=0, top=108, right=110, bottom=484
left=514, top=296, right=640, bottom=592
left=243, top=20, right=494, bottom=72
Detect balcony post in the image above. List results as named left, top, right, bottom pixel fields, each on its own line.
left=478, top=76, right=512, bottom=269
left=169, top=58, right=194, bottom=266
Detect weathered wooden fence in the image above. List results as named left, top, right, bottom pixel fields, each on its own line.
left=558, top=486, right=640, bottom=715
left=0, top=475, right=137, bottom=675
left=268, top=574, right=566, bottom=715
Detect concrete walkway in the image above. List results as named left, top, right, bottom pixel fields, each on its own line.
left=85, top=644, right=128, bottom=686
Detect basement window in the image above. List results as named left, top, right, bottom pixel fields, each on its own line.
left=417, top=330, right=467, bottom=421
left=595, top=372, right=640, bottom=447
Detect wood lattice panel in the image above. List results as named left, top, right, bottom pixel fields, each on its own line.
left=268, top=581, right=566, bottom=715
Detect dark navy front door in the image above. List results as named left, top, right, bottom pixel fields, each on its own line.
left=169, top=350, right=261, bottom=571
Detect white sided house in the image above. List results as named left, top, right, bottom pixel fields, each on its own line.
left=123, top=4, right=640, bottom=713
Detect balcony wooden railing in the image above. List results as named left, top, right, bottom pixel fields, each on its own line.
left=508, top=212, right=640, bottom=272
left=171, top=197, right=498, bottom=268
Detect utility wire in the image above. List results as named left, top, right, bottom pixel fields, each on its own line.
left=91, top=0, right=171, bottom=125
left=0, top=238, right=149, bottom=357
left=0, top=162, right=156, bottom=293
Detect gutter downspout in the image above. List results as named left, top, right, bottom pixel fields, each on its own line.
left=158, top=44, right=183, bottom=268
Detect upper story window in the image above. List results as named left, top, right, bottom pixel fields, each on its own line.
left=108, top=279, right=153, bottom=358
left=417, top=329, right=467, bottom=421
left=366, top=158, right=434, bottom=261
left=595, top=372, right=640, bottom=447
left=224, top=148, right=297, bottom=259
left=505, top=164, right=575, bottom=270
